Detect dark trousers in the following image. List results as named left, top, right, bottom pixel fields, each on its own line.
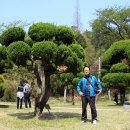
left=81, top=96, right=97, bottom=121
left=114, top=96, right=118, bottom=104
left=24, top=93, right=31, bottom=108
left=17, top=97, right=23, bottom=109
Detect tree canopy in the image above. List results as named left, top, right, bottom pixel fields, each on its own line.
left=91, top=7, right=130, bottom=49
left=102, top=73, right=130, bottom=88
left=7, top=41, right=31, bottom=66
left=102, top=40, right=130, bottom=67
left=28, top=22, right=56, bottom=41
left=0, top=27, right=25, bottom=46
left=110, top=63, right=129, bottom=73
left=101, top=40, right=130, bottom=104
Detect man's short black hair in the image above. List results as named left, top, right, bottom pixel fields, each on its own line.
left=83, top=66, right=90, bottom=71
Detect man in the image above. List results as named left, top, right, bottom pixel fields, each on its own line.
left=77, top=66, right=102, bottom=124
left=23, top=82, right=31, bottom=108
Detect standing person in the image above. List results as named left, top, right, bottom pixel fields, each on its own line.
left=77, top=66, right=102, bottom=124
left=23, top=81, right=31, bottom=108
left=113, top=89, right=118, bottom=105
left=17, top=81, right=24, bottom=109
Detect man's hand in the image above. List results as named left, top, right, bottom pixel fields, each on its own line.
left=97, top=90, right=102, bottom=95
left=79, top=92, right=83, bottom=96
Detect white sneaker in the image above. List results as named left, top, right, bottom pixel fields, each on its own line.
left=81, top=120, right=86, bottom=124
left=92, top=120, right=96, bottom=125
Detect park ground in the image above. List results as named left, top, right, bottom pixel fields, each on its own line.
left=0, top=96, right=130, bottom=130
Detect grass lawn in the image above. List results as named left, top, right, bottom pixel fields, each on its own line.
left=0, top=97, right=130, bottom=130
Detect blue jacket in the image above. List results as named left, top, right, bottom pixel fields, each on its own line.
left=77, top=75, right=102, bottom=96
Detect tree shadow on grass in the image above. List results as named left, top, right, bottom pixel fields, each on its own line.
left=40, top=112, right=80, bottom=120
left=39, top=112, right=92, bottom=122
left=8, top=112, right=35, bottom=120
left=8, top=111, right=92, bottom=122
left=0, top=104, right=10, bottom=108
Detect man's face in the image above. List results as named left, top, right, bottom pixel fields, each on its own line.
left=84, top=67, right=90, bottom=75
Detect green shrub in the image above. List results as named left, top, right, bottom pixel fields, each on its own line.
left=102, top=73, right=130, bottom=87
left=0, top=27, right=25, bottom=46
left=24, top=36, right=34, bottom=47
left=55, top=26, right=75, bottom=45
left=2, top=86, right=16, bottom=101
left=0, top=75, right=4, bottom=98
left=7, top=41, right=31, bottom=66
left=101, top=68, right=108, bottom=77
left=110, top=63, right=129, bottom=73
left=28, top=22, right=56, bottom=41
left=102, top=40, right=130, bottom=66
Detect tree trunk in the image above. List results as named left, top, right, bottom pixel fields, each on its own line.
left=64, top=87, right=67, bottom=103
left=129, top=91, right=130, bottom=102
left=34, top=86, right=51, bottom=117
left=108, top=88, right=111, bottom=101
left=33, top=62, right=51, bottom=117
left=120, top=87, right=126, bottom=105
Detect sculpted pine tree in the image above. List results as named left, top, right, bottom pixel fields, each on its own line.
left=2, top=23, right=85, bottom=117
left=102, top=40, right=130, bottom=104
left=29, top=23, right=85, bottom=116
left=28, top=23, right=85, bottom=116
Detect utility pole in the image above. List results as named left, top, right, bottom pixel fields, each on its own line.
left=76, top=0, right=80, bottom=31
left=98, top=57, right=101, bottom=82
left=73, top=0, right=82, bottom=32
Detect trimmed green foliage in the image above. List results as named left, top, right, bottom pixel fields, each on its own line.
left=101, top=40, right=130, bottom=104
left=24, top=36, right=34, bottom=47
left=32, top=41, right=58, bottom=73
left=69, top=43, right=85, bottom=60
left=77, top=72, right=84, bottom=78
left=0, top=46, right=6, bottom=61
left=65, top=52, right=82, bottom=73
left=60, top=73, right=74, bottom=86
left=0, top=27, right=25, bottom=46
left=101, top=68, right=108, bottom=77
left=28, top=22, right=56, bottom=41
left=60, top=73, right=74, bottom=81
left=56, top=44, right=83, bottom=73
left=110, top=63, right=129, bottom=73
left=72, top=77, right=80, bottom=86
left=0, top=46, right=9, bottom=73
left=32, top=41, right=57, bottom=62
left=102, top=40, right=130, bottom=66
left=56, top=44, right=72, bottom=64
left=7, top=41, right=31, bottom=66
left=102, top=73, right=130, bottom=88
left=2, top=86, right=16, bottom=101
left=55, top=26, right=75, bottom=45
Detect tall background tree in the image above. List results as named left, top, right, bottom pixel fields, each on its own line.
left=90, top=7, right=130, bottom=51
